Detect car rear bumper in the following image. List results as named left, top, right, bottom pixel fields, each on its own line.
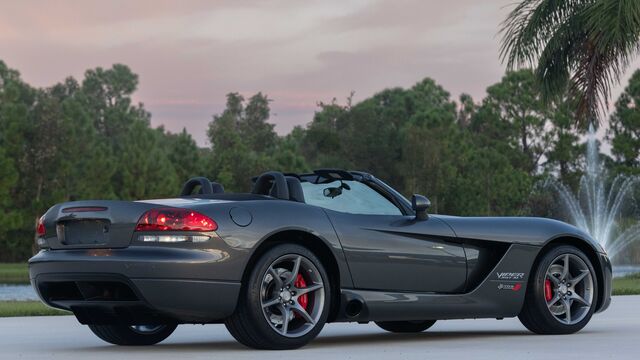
left=28, top=247, right=241, bottom=324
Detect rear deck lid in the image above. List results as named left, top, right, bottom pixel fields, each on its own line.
left=43, top=200, right=159, bottom=249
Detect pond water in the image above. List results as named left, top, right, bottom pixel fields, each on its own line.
left=0, top=284, right=38, bottom=301
left=613, top=265, right=640, bottom=278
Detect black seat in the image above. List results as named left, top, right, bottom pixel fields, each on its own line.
left=286, top=177, right=305, bottom=203
left=181, top=177, right=213, bottom=196
left=209, top=182, right=225, bottom=194
left=180, top=178, right=225, bottom=196
left=252, top=171, right=289, bottom=200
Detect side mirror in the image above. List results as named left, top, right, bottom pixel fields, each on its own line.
left=411, top=194, right=431, bottom=220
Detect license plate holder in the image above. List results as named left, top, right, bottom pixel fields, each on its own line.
left=59, top=220, right=110, bottom=246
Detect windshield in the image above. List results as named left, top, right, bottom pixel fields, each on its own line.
left=300, top=180, right=402, bottom=216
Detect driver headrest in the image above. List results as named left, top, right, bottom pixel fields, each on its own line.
left=252, top=171, right=289, bottom=200
left=286, top=177, right=305, bottom=203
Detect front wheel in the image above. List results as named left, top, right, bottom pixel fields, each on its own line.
left=88, top=324, right=177, bottom=345
left=519, top=245, right=597, bottom=334
left=376, top=320, right=436, bottom=333
left=225, top=244, right=330, bottom=350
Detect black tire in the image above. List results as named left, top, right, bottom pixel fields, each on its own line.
left=88, top=324, right=177, bottom=345
left=375, top=320, right=436, bottom=333
left=519, top=245, right=598, bottom=334
left=225, top=243, right=331, bottom=350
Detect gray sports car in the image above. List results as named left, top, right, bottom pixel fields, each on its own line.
left=29, top=169, right=612, bottom=349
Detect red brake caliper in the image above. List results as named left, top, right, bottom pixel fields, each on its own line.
left=294, top=274, right=308, bottom=310
left=544, top=278, right=553, bottom=301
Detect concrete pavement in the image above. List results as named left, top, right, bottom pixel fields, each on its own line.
left=1, top=295, right=638, bottom=360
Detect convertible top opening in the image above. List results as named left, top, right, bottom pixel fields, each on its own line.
left=180, top=169, right=365, bottom=202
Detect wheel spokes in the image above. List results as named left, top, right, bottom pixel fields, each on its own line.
left=261, top=253, right=325, bottom=338
left=571, top=292, right=591, bottom=307
left=547, top=273, right=560, bottom=286
left=286, top=256, right=302, bottom=285
left=547, top=293, right=561, bottom=308
left=280, top=305, right=291, bottom=335
left=561, top=254, right=570, bottom=280
left=543, top=253, right=594, bottom=326
left=562, top=298, right=572, bottom=323
left=268, top=267, right=284, bottom=289
left=262, top=297, right=281, bottom=308
left=295, top=283, right=323, bottom=297
left=292, top=303, right=315, bottom=325
left=570, top=270, right=589, bottom=286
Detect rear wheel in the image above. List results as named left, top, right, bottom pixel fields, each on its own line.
left=225, top=244, right=330, bottom=349
left=376, top=320, right=436, bottom=333
left=88, top=324, right=177, bottom=345
left=519, top=245, right=597, bottom=334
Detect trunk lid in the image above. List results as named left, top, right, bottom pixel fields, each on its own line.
left=42, top=200, right=159, bottom=250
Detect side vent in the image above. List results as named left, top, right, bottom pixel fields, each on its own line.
left=464, top=240, right=511, bottom=291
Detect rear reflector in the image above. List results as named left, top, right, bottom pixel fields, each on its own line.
left=62, top=206, right=107, bottom=213
left=138, top=235, right=211, bottom=243
left=135, top=208, right=217, bottom=232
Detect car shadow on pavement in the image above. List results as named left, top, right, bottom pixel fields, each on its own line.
left=310, top=329, right=532, bottom=348
left=62, top=329, right=543, bottom=353
left=64, top=341, right=245, bottom=353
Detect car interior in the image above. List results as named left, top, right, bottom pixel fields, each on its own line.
left=179, top=170, right=358, bottom=204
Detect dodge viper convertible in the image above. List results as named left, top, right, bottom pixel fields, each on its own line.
left=29, top=169, right=612, bottom=349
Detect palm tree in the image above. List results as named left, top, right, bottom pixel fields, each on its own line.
left=500, top=0, right=640, bottom=125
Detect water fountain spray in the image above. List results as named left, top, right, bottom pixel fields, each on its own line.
left=547, top=125, right=640, bottom=262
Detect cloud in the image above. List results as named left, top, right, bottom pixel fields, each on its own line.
left=10, top=0, right=622, bottom=146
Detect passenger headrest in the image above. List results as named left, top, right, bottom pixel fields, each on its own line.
left=181, top=177, right=213, bottom=196
left=210, top=182, right=225, bottom=194
left=286, top=177, right=305, bottom=203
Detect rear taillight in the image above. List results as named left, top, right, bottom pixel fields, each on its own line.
left=135, top=208, right=217, bottom=232
left=36, top=215, right=49, bottom=249
left=36, top=216, right=46, bottom=237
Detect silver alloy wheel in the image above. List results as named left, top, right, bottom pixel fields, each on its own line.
left=130, top=325, right=165, bottom=334
left=260, top=254, right=325, bottom=338
left=545, top=253, right=594, bottom=325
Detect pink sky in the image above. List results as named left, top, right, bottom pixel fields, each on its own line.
left=1, top=0, right=638, bottom=145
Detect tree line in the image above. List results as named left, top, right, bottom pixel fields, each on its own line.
left=1, top=60, right=639, bottom=261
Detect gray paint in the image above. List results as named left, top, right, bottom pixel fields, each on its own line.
left=326, top=211, right=466, bottom=293
left=339, top=244, right=539, bottom=322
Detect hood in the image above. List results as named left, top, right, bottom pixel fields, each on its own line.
left=433, top=215, right=603, bottom=253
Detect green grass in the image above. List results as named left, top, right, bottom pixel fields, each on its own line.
left=0, top=263, right=29, bottom=284
left=0, top=301, right=69, bottom=317
left=0, top=263, right=68, bottom=317
left=612, top=272, right=640, bottom=295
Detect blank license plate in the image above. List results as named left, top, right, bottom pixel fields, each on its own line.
left=60, top=220, right=110, bottom=246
